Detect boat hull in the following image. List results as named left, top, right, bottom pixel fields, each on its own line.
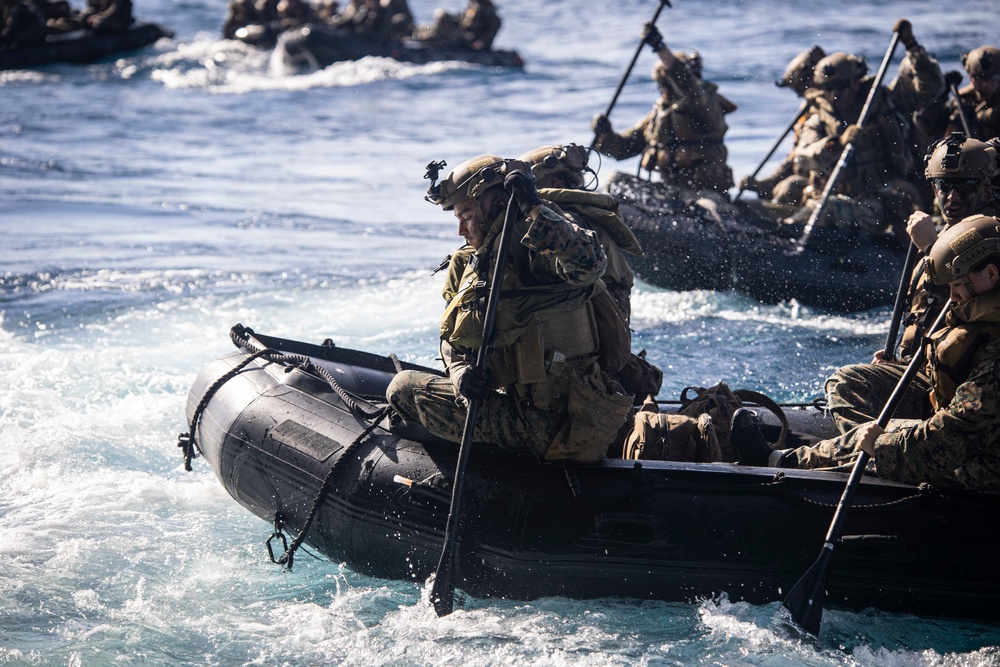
left=188, top=329, right=1000, bottom=622
left=0, top=23, right=171, bottom=70
left=610, top=173, right=908, bottom=311
left=275, top=24, right=523, bottom=72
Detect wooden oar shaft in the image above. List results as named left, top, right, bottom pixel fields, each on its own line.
left=796, top=31, right=902, bottom=251
left=431, top=196, right=520, bottom=617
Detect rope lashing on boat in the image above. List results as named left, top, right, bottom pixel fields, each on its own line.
left=777, top=479, right=938, bottom=512
left=268, top=406, right=391, bottom=571
left=230, top=325, right=384, bottom=420
left=177, top=347, right=274, bottom=471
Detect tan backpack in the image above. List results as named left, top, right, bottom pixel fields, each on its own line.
left=622, top=396, right=721, bottom=463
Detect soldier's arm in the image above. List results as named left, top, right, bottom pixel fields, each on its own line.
left=593, top=110, right=652, bottom=160
left=521, top=206, right=607, bottom=286
left=872, top=338, right=1000, bottom=489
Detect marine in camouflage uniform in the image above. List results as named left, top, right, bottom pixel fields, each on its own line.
left=793, top=50, right=918, bottom=232
left=895, top=134, right=1000, bottom=361
left=776, top=215, right=1000, bottom=493
left=592, top=23, right=736, bottom=198
left=915, top=46, right=1000, bottom=144
left=388, top=155, right=633, bottom=461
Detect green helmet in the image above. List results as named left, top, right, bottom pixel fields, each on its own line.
left=926, top=214, right=1000, bottom=288
left=813, top=52, right=867, bottom=86
left=426, top=154, right=506, bottom=211
left=924, top=133, right=1000, bottom=181
left=777, top=45, right=825, bottom=95
left=962, top=46, right=1000, bottom=78
left=517, top=144, right=590, bottom=189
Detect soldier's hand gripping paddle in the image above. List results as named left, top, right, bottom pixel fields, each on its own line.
left=782, top=299, right=953, bottom=636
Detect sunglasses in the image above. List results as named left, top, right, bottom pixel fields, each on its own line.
left=933, top=178, right=981, bottom=197
left=821, top=79, right=852, bottom=93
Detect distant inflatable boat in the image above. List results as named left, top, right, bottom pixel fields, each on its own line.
left=273, top=23, right=523, bottom=72
left=0, top=23, right=172, bottom=70
left=183, top=324, right=1000, bottom=624
left=610, top=173, right=909, bottom=312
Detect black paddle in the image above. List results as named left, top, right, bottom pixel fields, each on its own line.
left=430, top=192, right=520, bottom=617
left=946, top=70, right=973, bottom=138
left=782, top=298, right=953, bottom=637
left=734, top=99, right=810, bottom=201
left=795, top=24, right=904, bottom=251
left=590, top=0, right=672, bottom=148
left=882, top=242, right=920, bottom=359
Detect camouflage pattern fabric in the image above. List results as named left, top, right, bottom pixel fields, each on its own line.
left=388, top=203, right=610, bottom=455
left=790, top=338, right=1000, bottom=494
left=386, top=370, right=563, bottom=454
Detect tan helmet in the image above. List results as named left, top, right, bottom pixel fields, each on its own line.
left=517, top=144, right=590, bottom=189
left=962, top=46, right=1000, bottom=78
left=426, top=154, right=506, bottom=211
left=813, top=52, right=867, bottom=86
left=652, top=50, right=702, bottom=84
left=924, top=132, right=1000, bottom=181
left=777, top=45, right=826, bottom=95
left=925, top=214, right=1000, bottom=289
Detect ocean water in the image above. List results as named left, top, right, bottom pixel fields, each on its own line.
left=3, top=0, right=1000, bottom=664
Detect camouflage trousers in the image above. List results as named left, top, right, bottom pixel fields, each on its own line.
left=385, top=370, right=565, bottom=456
left=790, top=362, right=932, bottom=470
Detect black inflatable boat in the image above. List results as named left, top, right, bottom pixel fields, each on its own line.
left=274, top=24, right=523, bottom=72
left=0, top=23, right=172, bottom=70
left=610, top=173, right=910, bottom=312
left=183, top=325, right=1000, bottom=623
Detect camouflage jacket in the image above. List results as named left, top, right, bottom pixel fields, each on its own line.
left=874, top=290, right=1000, bottom=493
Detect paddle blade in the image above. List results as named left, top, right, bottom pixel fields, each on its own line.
left=430, top=564, right=456, bottom=617
left=781, top=555, right=827, bottom=637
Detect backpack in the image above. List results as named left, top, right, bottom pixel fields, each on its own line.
left=679, top=382, right=788, bottom=462
left=622, top=396, right=721, bottom=463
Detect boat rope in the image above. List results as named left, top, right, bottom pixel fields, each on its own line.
left=268, top=406, right=391, bottom=571
left=177, top=347, right=274, bottom=471
left=776, top=480, right=939, bottom=512
left=231, top=325, right=384, bottom=420
left=178, top=325, right=393, bottom=471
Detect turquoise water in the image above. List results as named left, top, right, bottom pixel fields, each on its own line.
left=3, top=0, right=1000, bottom=663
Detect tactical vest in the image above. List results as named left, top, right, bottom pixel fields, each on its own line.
left=924, top=299, right=1000, bottom=410
left=809, top=80, right=911, bottom=194
left=641, top=79, right=732, bottom=175
left=440, top=219, right=601, bottom=390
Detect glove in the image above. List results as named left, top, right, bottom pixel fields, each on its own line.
left=839, top=124, right=871, bottom=147
left=944, top=69, right=963, bottom=90
left=739, top=175, right=759, bottom=192
left=893, top=18, right=917, bottom=50
left=592, top=113, right=612, bottom=136
left=504, top=169, right=544, bottom=218
left=641, top=22, right=666, bottom=52
left=456, top=365, right=491, bottom=401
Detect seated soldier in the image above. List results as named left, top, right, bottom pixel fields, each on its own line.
left=915, top=45, right=1000, bottom=143
left=739, top=45, right=825, bottom=205
left=790, top=51, right=917, bottom=233
left=387, top=155, right=633, bottom=463
left=894, top=134, right=1000, bottom=362
left=80, top=0, right=133, bottom=34
left=737, top=215, right=1000, bottom=494
left=592, top=23, right=737, bottom=201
